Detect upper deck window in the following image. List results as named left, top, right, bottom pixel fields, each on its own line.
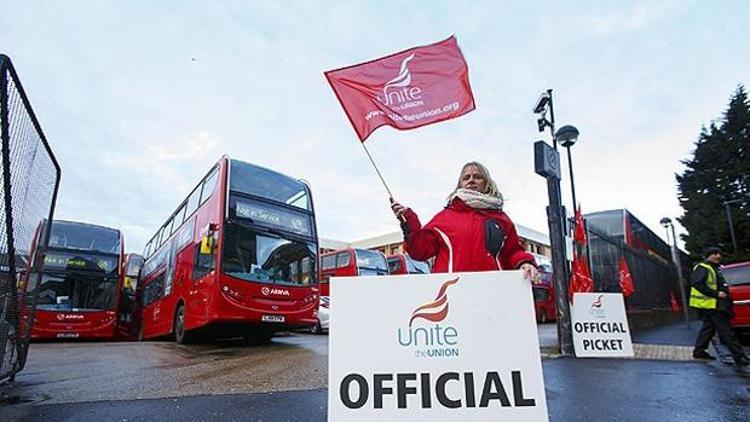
left=229, top=160, right=310, bottom=211
left=49, top=221, right=120, bottom=255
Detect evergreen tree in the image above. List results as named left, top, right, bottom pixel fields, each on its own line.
left=677, top=85, right=750, bottom=263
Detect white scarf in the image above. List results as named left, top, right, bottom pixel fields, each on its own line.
left=447, top=188, right=504, bottom=210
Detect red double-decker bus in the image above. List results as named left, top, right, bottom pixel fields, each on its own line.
left=533, top=271, right=556, bottom=324
left=27, top=220, right=125, bottom=340
left=139, top=157, right=318, bottom=343
left=319, top=247, right=388, bottom=296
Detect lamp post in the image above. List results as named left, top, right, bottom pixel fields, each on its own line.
left=533, top=89, right=573, bottom=355
left=555, top=125, right=580, bottom=211
left=660, top=217, right=690, bottom=327
left=722, top=199, right=742, bottom=253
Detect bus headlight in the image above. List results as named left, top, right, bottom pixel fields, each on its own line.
left=222, top=285, right=241, bottom=298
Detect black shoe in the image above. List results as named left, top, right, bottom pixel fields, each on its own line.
left=735, top=356, right=750, bottom=367
left=693, top=350, right=716, bottom=360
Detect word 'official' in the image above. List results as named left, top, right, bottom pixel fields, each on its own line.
left=339, top=371, right=536, bottom=410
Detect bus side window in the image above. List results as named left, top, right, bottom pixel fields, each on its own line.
left=200, top=167, right=219, bottom=205
left=193, top=243, right=215, bottom=281
left=336, top=252, right=351, bottom=268
left=321, top=254, right=335, bottom=271
left=142, top=273, right=165, bottom=307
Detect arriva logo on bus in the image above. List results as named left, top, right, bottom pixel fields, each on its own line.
left=56, top=314, right=84, bottom=321
left=261, top=287, right=290, bottom=296
left=397, top=277, right=460, bottom=358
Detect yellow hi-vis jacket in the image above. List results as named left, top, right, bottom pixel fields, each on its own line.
left=689, top=262, right=717, bottom=309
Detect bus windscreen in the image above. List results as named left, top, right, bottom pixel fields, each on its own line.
left=34, top=252, right=119, bottom=312
left=356, top=249, right=388, bottom=275
left=221, top=222, right=316, bottom=286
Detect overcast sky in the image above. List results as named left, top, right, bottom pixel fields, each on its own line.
left=1, top=1, right=747, bottom=253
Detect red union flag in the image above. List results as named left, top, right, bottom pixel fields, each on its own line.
left=618, top=256, right=635, bottom=298
left=324, top=36, right=475, bottom=142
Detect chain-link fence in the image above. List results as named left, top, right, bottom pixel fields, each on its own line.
left=0, top=54, right=61, bottom=383
left=587, top=223, right=683, bottom=310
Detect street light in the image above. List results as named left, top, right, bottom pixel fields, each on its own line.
left=533, top=89, right=573, bottom=355
left=660, top=217, right=690, bottom=326
left=555, top=124, right=580, bottom=211
left=722, top=199, right=742, bottom=253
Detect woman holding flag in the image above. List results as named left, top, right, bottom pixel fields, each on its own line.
left=391, top=161, right=540, bottom=281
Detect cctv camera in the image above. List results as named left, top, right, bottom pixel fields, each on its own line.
left=533, top=92, right=550, bottom=114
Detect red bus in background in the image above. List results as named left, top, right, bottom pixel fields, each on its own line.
left=139, top=157, right=318, bottom=344
left=319, top=248, right=388, bottom=296
left=533, top=269, right=556, bottom=323
left=28, top=220, right=125, bottom=340
left=387, top=253, right=430, bottom=275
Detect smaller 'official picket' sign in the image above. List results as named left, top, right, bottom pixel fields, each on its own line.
left=571, top=293, right=634, bottom=358
left=328, top=271, right=548, bottom=421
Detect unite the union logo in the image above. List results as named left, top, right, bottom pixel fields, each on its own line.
left=376, top=52, right=424, bottom=110
left=409, top=277, right=459, bottom=326
left=588, top=294, right=606, bottom=318
left=591, top=294, right=604, bottom=309
left=397, top=277, right=461, bottom=358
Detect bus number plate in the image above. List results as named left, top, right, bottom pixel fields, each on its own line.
left=262, top=315, right=285, bottom=323
left=56, top=333, right=80, bottom=338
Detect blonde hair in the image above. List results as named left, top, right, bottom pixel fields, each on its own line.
left=454, top=161, right=503, bottom=199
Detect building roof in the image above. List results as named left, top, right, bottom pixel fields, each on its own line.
left=320, top=223, right=550, bottom=251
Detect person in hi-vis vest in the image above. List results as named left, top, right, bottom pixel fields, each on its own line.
left=690, top=246, right=749, bottom=367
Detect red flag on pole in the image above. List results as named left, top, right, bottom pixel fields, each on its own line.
left=618, top=256, right=635, bottom=297
left=569, top=204, right=594, bottom=300
left=574, top=204, right=587, bottom=245
left=324, top=36, right=475, bottom=142
left=569, top=252, right=594, bottom=300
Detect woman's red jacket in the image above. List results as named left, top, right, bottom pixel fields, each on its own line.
left=402, top=198, right=535, bottom=273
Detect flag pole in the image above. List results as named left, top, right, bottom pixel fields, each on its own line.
left=360, top=142, right=395, bottom=201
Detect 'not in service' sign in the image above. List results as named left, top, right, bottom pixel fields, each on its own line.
left=328, top=271, right=548, bottom=421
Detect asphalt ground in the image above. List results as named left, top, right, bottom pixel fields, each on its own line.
left=2, top=358, right=748, bottom=422
left=1, top=324, right=749, bottom=421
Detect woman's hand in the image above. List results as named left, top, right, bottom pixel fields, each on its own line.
left=391, top=200, right=407, bottom=220
left=520, top=263, right=541, bottom=284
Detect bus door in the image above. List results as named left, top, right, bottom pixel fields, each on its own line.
left=116, top=254, right=144, bottom=340
left=187, top=223, right=218, bottom=320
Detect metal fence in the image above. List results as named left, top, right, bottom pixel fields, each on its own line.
left=0, top=54, right=61, bottom=383
left=586, top=224, right=683, bottom=310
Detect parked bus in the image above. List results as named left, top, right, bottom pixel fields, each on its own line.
left=533, top=269, right=556, bottom=323
left=27, top=220, right=125, bottom=340
left=319, top=248, right=388, bottom=296
left=387, top=253, right=430, bottom=275
left=585, top=209, right=672, bottom=264
left=139, top=157, right=318, bottom=343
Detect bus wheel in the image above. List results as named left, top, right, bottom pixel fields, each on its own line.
left=243, top=329, right=273, bottom=345
left=174, top=304, right=192, bottom=344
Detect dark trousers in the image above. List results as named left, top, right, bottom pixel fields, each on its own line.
left=694, top=309, right=747, bottom=361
